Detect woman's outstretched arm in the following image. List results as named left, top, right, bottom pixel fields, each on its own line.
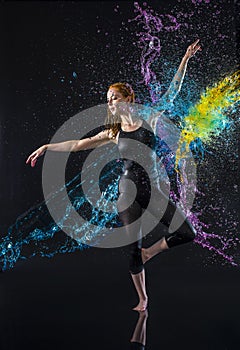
left=148, top=39, right=201, bottom=130
left=26, top=129, right=113, bottom=167
left=160, top=39, right=201, bottom=105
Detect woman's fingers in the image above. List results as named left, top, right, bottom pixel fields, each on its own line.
left=193, top=44, right=201, bottom=53
left=26, top=154, right=34, bottom=164
left=26, top=151, right=39, bottom=165
left=186, top=40, right=201, bottom=57
left=188, top=39, right=201, bottom=52
left=192, top=39, right=200, bottom=47
left=26, top=152, right=36, bottom=164
left=26, top=145, right=46, bottom=165
left=31, top=158, right=37, bottom=167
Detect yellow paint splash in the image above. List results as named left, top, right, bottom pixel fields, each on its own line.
left=176, top=70, right=240, bottom=164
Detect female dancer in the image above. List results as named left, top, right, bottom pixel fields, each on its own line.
left=26, top=39, right=201, bottom=311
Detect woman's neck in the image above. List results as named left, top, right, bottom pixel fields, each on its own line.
left=120, top=114, right=143, bottom=131
left=120, top=114, right=141, bottom=127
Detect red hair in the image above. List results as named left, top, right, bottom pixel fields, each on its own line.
left=108, top=82, right=135, bottom=102
left=105, top=82, right=135, bottom=139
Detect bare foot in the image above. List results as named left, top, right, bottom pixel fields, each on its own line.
left=133, top=298, right=148, bottom=312
left=141, top=248, right=151, bottom=264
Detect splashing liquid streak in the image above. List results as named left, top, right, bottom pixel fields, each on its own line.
left=0, top=151, right=121, bottom=271
left=176, top=71, right=240, bottom=164
left=172, top=72, right=239, bottom=266
left=131, top=3, right=239, bottom=265
left=1, top=2, right=239, bottom=270
left=1, top=124, right=238, bottom=270
left=130, top=2, right=180, bottom=103
left=177, top=161, right=238, bottom=267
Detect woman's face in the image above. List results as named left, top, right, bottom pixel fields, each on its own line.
left=107, top=88, right=129, bottom=115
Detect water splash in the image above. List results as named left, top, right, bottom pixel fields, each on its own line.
left=129, top=2, right=181, bottom=102
left=175, top=160, right=239, bottom=267
left=0, top=150, right=122, bottom=271
left=176, top=70, right=240, bottom=164
left=163, top=71, right=240, bottom=265
left=189, top=210, right=238, bottom=267
left=129, top=2, right=239, bottom=266
left=1, top=1, right=239, bottom=270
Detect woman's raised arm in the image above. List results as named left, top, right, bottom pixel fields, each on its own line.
left=160, top=39, right=201, bottom=106
left=26, top=129, right=113, bottom=167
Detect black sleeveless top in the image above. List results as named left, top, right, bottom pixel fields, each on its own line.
left=118, top=119, right=159, bottom=187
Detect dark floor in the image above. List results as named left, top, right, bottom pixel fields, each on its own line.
left=0, top=245, right=240, bottom=350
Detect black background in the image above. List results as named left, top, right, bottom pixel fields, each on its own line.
left=0, top=1, right=239, bottom=349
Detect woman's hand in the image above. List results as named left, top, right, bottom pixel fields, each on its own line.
left=26, top=145, right=47, bottom=167
left=185, top=39, right=201, bottom=59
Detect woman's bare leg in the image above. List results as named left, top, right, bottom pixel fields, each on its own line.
left=131, top=269, right=148, bottom=311
left=141, top=237, right=169, bottom=264
left=117, top=190, right=147, bottom=310
left=131, top=309, right=148, bottom=345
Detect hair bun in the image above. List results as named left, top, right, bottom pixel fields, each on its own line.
left=124, top=83, right=134, bottom=95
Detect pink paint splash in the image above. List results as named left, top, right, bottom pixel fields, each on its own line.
left=129, top=2, right=181, bottom=103
left=189, top=211, right=238, bottom=267
left=129, top=2, right=238, bottom=266
left=178, top=162, right=239, bottom=266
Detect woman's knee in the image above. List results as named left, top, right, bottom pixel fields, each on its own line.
left=165, top=220, right=196, bottom=248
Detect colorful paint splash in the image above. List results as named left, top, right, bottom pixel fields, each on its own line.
left=1, top=1, right=239, bottom=271
left=176, top=70, right=240, bottom=163
left=130, top=2, right=239, bottom=266
left=129, top=2, right=181, bottom=103
left=0, top=152, right=122, bottom=271
left=171, top=70, right=240, bottom=266
left=177, top=164, right=239, bottom=267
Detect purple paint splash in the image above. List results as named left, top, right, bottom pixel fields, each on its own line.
left=190, top=211, right=238, bottom=267
left=129, top=1, right=239, bottom=266
left=178, top=162, right=238, bottom=266
left=129, top=2, right=181, bottom=103
left=170, top=176, right=238, bottom=266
